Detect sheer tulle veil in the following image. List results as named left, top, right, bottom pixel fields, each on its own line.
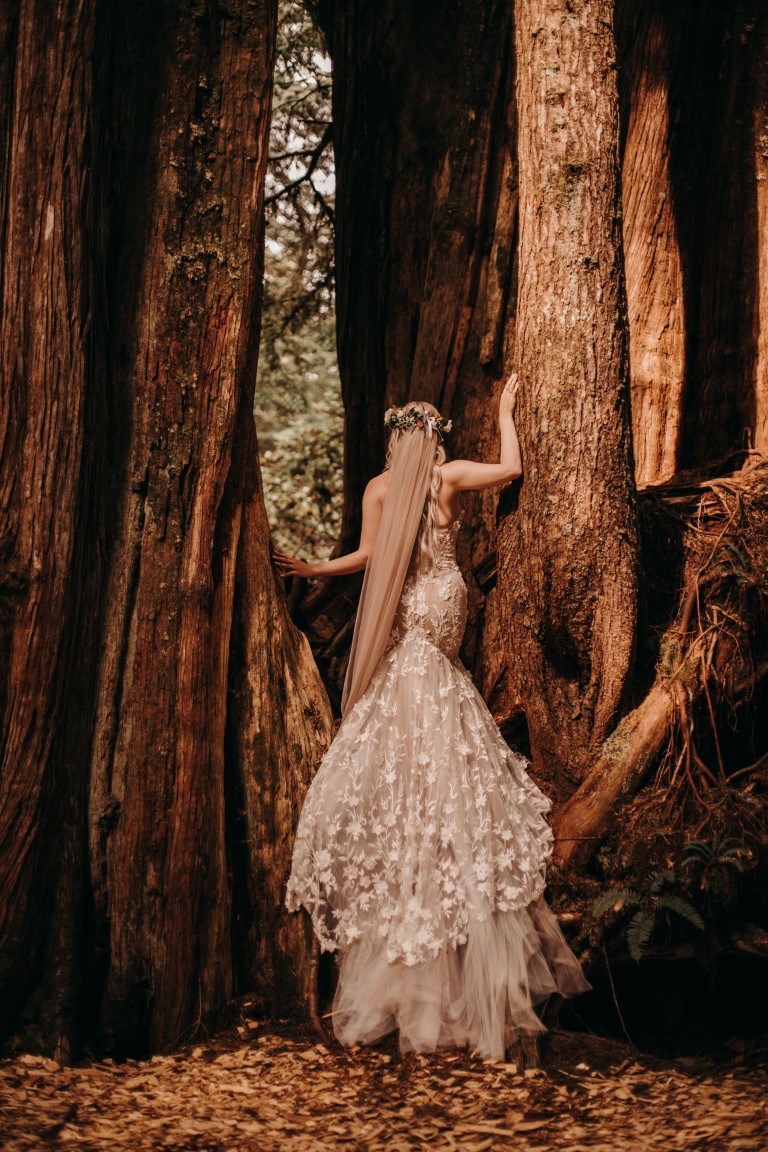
left=341, top=410, right=442, bottom=716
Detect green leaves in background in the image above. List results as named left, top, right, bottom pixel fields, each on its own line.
left=257, top=0, right=343, bottom=559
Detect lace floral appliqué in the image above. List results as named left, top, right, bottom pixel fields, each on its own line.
left=285, top=521, right=555, bottom=966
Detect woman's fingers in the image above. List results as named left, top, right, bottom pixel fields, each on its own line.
left=273, top=550, right=311, bottom=579
left=499, top=373, right=519, bottom=417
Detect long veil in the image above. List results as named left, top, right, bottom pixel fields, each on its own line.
left=341, top=428, right=438, bottom=715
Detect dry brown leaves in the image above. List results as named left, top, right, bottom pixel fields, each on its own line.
left=0, top=1023, right=765, bottom=1152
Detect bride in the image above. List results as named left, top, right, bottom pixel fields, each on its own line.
left=275, top=373, right=590, bottom=1062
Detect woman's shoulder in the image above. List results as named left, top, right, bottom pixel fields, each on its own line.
left=365, top=471, right=388, bottom=493
left=362, top=471, right=388, bottom=506
left=439, top=459, right=463, bottom=484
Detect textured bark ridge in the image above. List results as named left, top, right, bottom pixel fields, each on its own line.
left=617, top=0, right=686, bottom=485
left=0, top=0, right=99, bottom=1059
left=227, top=462, right=332, bottom=1016
left=88, top=0, right=278, bottom=1056
left=0, top=0, right=332, bottom=1058
left=500, top=0, right=638, bottom=793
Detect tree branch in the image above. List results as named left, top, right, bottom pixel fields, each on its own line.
left=265, top=122, right=333, bottom=207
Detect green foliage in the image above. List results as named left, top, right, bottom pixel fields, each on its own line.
left=626, top=909, right=655, bottom=962
left=256, top=0, right=343, bottom=558
left=590, top=869, right=705, bottom=962
left=591, top=888, right=641, bottom=921
left=681, top=835, right=751, bottom=913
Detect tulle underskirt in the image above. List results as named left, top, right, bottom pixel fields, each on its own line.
left=332, top=894, right=590, bottom=1062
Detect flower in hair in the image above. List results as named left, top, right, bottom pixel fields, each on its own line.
left=384, top=407, right=453, bottom=440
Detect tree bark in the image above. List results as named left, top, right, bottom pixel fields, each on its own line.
left=1, top=0, right=333, bottom=1059
left=0, top=0, right=99, bottom=1058
left=85, top=0, right=288, bottom=1054
left=3, top=0, right=767, bottom=1059
left=227, top=451, right=333, bottom=1014
left=750, top=7, right=768, bottom=456
left=615, top=1, right=768, bottom=475
left=617, top=0, right=686, bottom=486
left=501, top=0, right=638, bottom=795
left=673, top=2, right=766, bottom=468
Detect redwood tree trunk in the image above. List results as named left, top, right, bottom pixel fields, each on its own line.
left=0, top=0, right=99, bottom=1057
left=88, top=0, right=279, bottom=1055
left=673, top=1, right=765, bottom=467
left=227, top=452, right=333, bottom=1014
left=0, top=0, right=332, bottom=1058
left=499, top=0, right=638, bottom=796
left=617, top=0, right=686, bottom=486
left=757, top=18, right=768, bottom=455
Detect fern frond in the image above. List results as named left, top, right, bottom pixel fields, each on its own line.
left=656, top=894, right=705, bottom=932
left=627, top=910, right=655, bottom=962
left=590, top=890, right=638, bottom=920
left=682, top=839, right=711, bottom=862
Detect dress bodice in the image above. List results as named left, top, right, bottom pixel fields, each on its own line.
left=390, top=519, right=467, bottom=661
left=433, top=519, right=462, bottom=571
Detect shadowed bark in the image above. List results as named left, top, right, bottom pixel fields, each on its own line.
left=306, top=0, right=520, bottom=717
left=0, top=0, right=100, bottom=1060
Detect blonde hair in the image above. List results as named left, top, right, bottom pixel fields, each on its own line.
left=384, top=401, right=447, bottom=573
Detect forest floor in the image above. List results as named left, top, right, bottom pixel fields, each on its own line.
left=0, top=1014, right=765, bottom=1152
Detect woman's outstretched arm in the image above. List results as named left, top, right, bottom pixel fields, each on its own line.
left=441, top=372, right=522, bottom=493
left=274, top=472, right=386, bottom=579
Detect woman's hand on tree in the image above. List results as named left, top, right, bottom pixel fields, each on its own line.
left=274, top=550, right=315, bottom=579
left=499, top=371, right=520, bottom=418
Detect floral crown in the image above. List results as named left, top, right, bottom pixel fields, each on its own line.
left=384, top=406, right=452, bottom=441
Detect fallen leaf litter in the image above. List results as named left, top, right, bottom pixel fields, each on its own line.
left=0, top=1021, right=765, bottom=1151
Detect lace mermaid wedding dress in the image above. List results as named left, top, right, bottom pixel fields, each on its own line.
left=286, top=520, right=590, bottom=1061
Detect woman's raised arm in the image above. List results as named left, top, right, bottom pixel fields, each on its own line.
left=441, top=372, right=522, bottom=493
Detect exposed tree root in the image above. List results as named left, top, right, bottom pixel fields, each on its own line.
left=307, top=937, right=332, bottom=1048
left=555, top=455, right=768, bottom=871
left=729, top=921, right=768, bottom=960
left=554, top=682, right=675, bottom=868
